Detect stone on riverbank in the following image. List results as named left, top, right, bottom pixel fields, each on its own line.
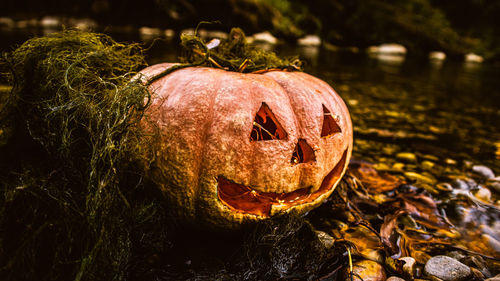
left=472, top=165, right=495, bottom=179
left=424, top=255, right=471, bottom=281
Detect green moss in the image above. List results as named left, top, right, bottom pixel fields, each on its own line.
left=146, top=27, right=301, bottom=85
left=0, top=29, right=165, bottom=281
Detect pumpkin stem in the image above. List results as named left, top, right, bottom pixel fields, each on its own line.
left=145, top=27, right=302, bottom=85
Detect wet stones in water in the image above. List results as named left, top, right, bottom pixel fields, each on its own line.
left=396, top=152, right=417, bottom=163
left=387, top=277, right=405, bottom=281
left=424, top=255, right=471, bottom=281
left=399, top=256, right=416, bottom=278
left=403, top=172, right=436, bottom=184
left=315, top=230, right=334, bottom=249
left=481, top=234, right=500, bottom=253
left=474, top=187, right=492, bottom=202
left=472, top=165, right=495, bottom=179
left=343, top=260, right=386, bottom=281
left=452, top=177, right=477, bottom=190
left=488, top=179, right=500, bottom=194
left=421, top=160, right=435, bottom=170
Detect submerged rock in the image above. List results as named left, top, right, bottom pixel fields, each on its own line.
left=404, top=172, right=435, bottom=184
left=472, top=165, right=495, bottom=179
left=297, top=35, right=321, bottom=46
left=400, top=256, right=416, bottom=277
left=482, top=234, right=500, bottom=253
left=251, top=31, right=278, bottom=44
left=474, top=187, right=492, bottom=202
left=396, top=152, right=417, bottom=163
left=421, top=160, right=435, bottom=170
left=488, top=181, right=500, bottom=194
left=315, top=230, right=334, bottom=249
left=465, top=53, right=484, bottom=63
left=0, top=17, right=15, bottom=30
left=387, top=277, right=405, bottom=281
left=429, top=51, right=446, bottom=61
left=368, top=43, right=407, bottom=55
left=343, top=260, right=386, bottom=281
left=424, top=255, right=471, bottom=281
left=40, top=16, right=61, bottom=29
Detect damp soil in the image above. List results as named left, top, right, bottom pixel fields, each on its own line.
left=1, top=30, right=500, bottom=280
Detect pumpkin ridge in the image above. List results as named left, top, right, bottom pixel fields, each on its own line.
left=245, top=74, right=297, bottom=193
left=190, top=69, right=224, bottom=214
left=273, top=71, right=351, bottom=189
left=264, top=71, right=319, bottom=191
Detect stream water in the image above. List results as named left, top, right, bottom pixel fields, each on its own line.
left=1, top=28, right=500, bottom=278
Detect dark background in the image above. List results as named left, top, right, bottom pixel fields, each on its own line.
left=2, top=0, right=500, bottom=60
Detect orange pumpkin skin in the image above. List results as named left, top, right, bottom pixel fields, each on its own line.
left=140, top=63, right=353, bottom=228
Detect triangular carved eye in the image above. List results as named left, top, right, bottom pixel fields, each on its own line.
left=250, top=103, right=287, bottom=141
left=291, top=139, right=316, bottom=165
left=321, top=104, right=341, bottom=138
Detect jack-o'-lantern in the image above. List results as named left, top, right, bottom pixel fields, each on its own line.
left=140, top=63, right=353, bottom=228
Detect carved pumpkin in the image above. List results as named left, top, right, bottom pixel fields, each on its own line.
left=140, top=63, right=353, bottom=228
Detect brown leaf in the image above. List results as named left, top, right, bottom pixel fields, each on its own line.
left=350, top=162, right=402, bottom=192
left=380, top=209, right=407, bottom=256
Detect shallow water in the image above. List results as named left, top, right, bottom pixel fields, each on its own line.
left=2, top=29, right=500, bottom=277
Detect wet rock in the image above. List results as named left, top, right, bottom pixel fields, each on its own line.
left=0, top=17, right=15, bottom=29
left=488, top=181, right=500, bottom=194
left=40, top=16, right=61, bottom=29
left=424, top=255, right=471, bottom=281
left=392, top=163, right=405, bottom=170
left=396, top=152, right=417, bottom=163
left=421, top=160, right=435, bottom=170
left=251, top=31, right=278, bottom=44
left=297, top=35, right=321, bottom=46
left=387, top=277, right=405, bottom=281
left=164, top=29, right=175, bottom=38
left=315, top=230, right=334, bottom=249
left=343, top=260, right=386, bottom=281
left=472, top=165, right=495, bottom=179
left=139, top=27, right=163, bottom=37
left=16, top=19, right=38, bottom=29
left=378, top=43, right=407, bottom=55
left=400, top=256, right=416, bottom=277
left=404, top=172, right=435, bottom=184
left=436, top=183, right=453, bottom=192
left=470, top=267, right=485, bottom=280
left=69, top=18, right=98, bottom=31
left=374, top=163, right=391, bottom=170
left=474, top=187, right=491, bottom=202
left=482, top=234, right=500, bottom=253
left=445, top=158, right=457, bottom=165
left=180, top=28, right=195, bottom=36
left=429, top=51, right=446, bottom=61
left=465, top=53, right=484, bottom=63
left=422, top=154, right=439, bottom=162
left=452, top=177, right=477, bottom=190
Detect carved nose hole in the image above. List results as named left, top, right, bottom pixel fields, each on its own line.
left=321, top=104, right=341, bottom=138
left=291, top=139, right=316, bottom=165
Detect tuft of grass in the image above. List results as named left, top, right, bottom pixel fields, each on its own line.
left=0, top=29, right=167, bottom=281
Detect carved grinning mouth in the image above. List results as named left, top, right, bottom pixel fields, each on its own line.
left=217, top=148, right=348, bottom=217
